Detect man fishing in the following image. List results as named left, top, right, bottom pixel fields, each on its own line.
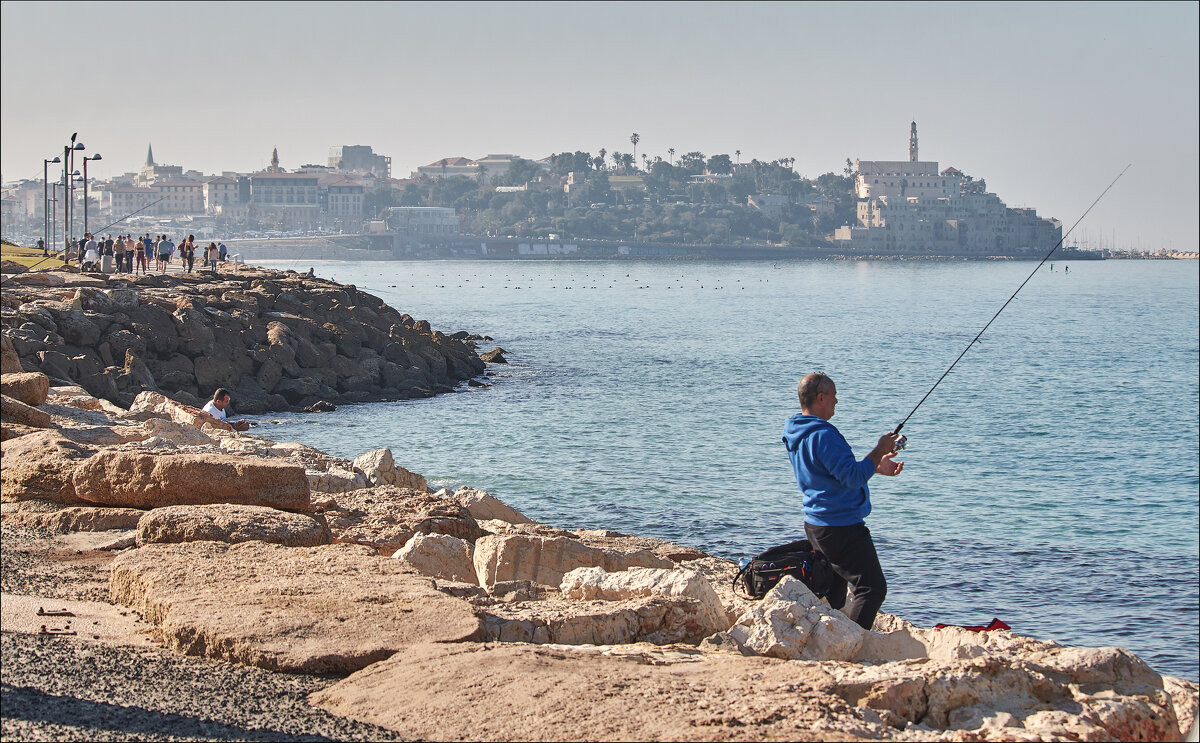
left=782, top=372, right=903, bottom=630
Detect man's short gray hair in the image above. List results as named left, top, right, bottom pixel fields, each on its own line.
left=798, top=372, right=833, bottom=411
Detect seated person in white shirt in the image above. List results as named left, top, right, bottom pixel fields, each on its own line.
left=200, top=388, right=250, bottom=431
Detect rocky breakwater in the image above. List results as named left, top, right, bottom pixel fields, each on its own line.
left=1, top=377, right=1197, bottom=741
left=0, top=264, right=487, bottom=413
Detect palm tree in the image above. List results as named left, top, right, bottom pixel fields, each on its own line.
left=735, top=149, right=741, bottom=166
left=630, top=133, right=640, bottom=165
left=476, top=164, right=487, bottom=186
left=598, top=148, right=607, bottom=170
left=641, top=154, right=649, bottom=172
left=667, top=148, right=675, bottom=166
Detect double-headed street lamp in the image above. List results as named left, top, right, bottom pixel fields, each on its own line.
left=82, top=153, right=102, bottom=237
left=43, top=156, right=61, bottom=255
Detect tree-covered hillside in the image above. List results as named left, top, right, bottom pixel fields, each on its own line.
left=366, top=148, right=857, bottom=246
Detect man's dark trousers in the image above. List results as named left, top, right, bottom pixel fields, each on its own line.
left=804, top=521, right=887, bottom=630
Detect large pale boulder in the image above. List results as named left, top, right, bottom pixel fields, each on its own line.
left=139, top=417, right=215, bottom=447
left=392, top=532, right=476, bottom=583
left=123, top=390, right=210, bottom=427
left=560, top=566, right=729, bottom=639
left=0, top=430, right=93, bottom=504
left=1, top=394, right=51, bottom=428
left=1, top=372, right=50, bottom=406
left=448, top=486, right=531, bottom=524
left=137, top=504, right=329, bottom=547
left=574, top=528, right=709, bottom=563
left=321, top=486, right=482, bottom=556
left=484, top=595, right=725, bottom=646
left=473, top=533, right=673, bottom=590
left=312, top=636, right=1184, bottom=743
left=1, top=334, right=22, bottom=373
left=0, top=504, right=144, bottom=532
left=110, top=541, right=484, bottom=674
left=679, top=556, right=757, bottom=626
left=72, top=451, right=310, bottom=511
left=309, top=642, right=850, bottom=741
left=726, top=576, right=865, bottom=662
left=352, top=448, right=427, bottom=491
left=306, top=465, right=369, bottom=493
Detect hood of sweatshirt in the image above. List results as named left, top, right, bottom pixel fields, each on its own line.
left=782, top=413, right=834, bottom=452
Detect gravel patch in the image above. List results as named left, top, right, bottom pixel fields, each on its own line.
left=0, top=522, right=113, bottom=602
left=0, top=633, right=408, bottom=741
left=1, top=522, right=408, bottom=741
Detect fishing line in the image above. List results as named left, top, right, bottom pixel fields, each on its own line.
left=893, top=164, right=1131, bottom=436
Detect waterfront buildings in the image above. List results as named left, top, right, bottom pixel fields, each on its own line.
left=834, top=123, right=1061, bottom=254
left=384, top=206, right=459, bottom=236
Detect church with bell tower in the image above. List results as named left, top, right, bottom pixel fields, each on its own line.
left=136, top=143, right=184, bottom=186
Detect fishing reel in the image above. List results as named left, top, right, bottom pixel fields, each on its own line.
left=893, top=434, right=907, bottom=453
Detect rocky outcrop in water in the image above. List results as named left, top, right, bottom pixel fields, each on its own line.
left=0, top=265, right=488, bottom=413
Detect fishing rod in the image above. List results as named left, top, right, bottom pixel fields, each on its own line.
left=892, top=164, right=1131, bottom=440
left=90, top=196, right=168, bottom=236
left=1, top=197, right=168, bottom=285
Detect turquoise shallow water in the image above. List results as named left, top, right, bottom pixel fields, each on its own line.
left=256, top=258, right=1199, bottom=680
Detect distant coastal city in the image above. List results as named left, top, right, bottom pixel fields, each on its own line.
left=2, top=124, right=1193, bottom=261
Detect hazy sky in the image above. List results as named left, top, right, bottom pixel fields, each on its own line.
left=3, top=1, right=1197, bottom=250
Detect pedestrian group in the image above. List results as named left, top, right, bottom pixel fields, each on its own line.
left=73, top=233, right=228, bottom=276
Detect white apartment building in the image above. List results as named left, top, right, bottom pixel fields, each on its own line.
left=99, top=186, right=158, bottom=219
left=203, top=176, right=240, bottom=213
left=325, top=178, right=364, bottom=218
left=153, top=181, right=205, bottom=215
left=413, top=154, right=544, bottom=181
left=250, top=172, right=319, bottom=206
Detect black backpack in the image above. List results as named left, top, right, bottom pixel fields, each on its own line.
left=734, top=539, right=834, bottom=600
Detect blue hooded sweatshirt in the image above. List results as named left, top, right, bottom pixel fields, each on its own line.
left=782, top=413, right=876, bottom=527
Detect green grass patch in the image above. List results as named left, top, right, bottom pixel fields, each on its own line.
left=1, top=240, right=58, bottom=269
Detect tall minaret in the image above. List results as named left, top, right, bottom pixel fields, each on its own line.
left=909, top=122, right=918, bottom=162
left=269, top=147, right=281, bottom=172
left=145, top=143, right=155, bottom=167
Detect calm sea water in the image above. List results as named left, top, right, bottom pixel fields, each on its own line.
left=256, top=258, right=1199, bottom=680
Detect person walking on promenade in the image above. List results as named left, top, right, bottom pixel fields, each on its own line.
left=82, top=234, right=99, bottom=271
left=782, top=372, right=904, bottom=630
left=181, top=235, right=196, bottom=273
left=157, top=235, right=172, bottom=273
left=134, top=236, right=148, bottom=275
left=37, top=238, right=46, bottom=256
left=113, top=235, right=126, bottom=273
left=206, top=241, right=220, bottom=274
left=218, top=241, right=227, bottom=262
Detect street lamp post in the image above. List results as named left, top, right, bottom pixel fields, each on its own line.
left=50, top=181, right=62, bottom=264
left=82, top=153, right=102, bottom=237
left=66, top=168, right=80, bottom=259
left=43, top=156, right=61, bottom=256
left=63, top=134, right=84, bottom=254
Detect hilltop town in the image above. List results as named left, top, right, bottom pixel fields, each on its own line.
left=3, top=126, right=1085, bottom=260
